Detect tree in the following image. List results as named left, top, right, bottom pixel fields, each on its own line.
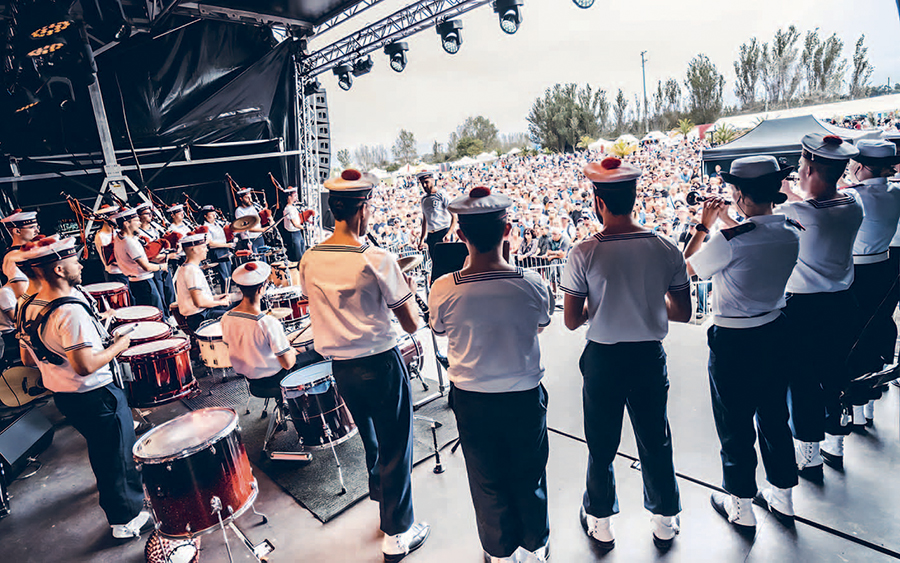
left=424, top=140, right=445, bottom=164
left=849, top=34, right=874, bottom=98
left=677, top=118, right=695, bottom=136
left=577, top=135, right=595, bottom=150
left=734, top=37, right=763, bottom=108
left=711, top=124, right=740, bottom=145
left=800, top=29, right=846, bottom=99
left=526, top=83, right=610, bottom=152
left=392, top=129, right=417, bottom=165
left=455, top=116, right=499, bottom=151
left=352, top=144, right=389, bottom=170
left=761, top=26, right=802, bottom=106
left=336, top=148, right=352, bottom=168
left=684, top=54, right=724, bottom=124
left=456, top=137, right=484, bottom=158
left=497, top=132, right=530, bottom=153
left=613, top=89, right=628, bottom=136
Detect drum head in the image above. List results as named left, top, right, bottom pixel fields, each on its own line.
left=134, top=407, right=238, bottom=463
left=266, top=286, right=299, bottom=298
left=121, top=337, right=189, bottom=358
left=195, top=319, right=223, bottom=339
left=114, top=305, right=161, bottom=320
left=114, top=321, right=170, bottom=341
left=82, top=282, right=125, bottom=293
left=288, top=323, right=314, bottom=347
left=281, top=360, right=332, bottom=390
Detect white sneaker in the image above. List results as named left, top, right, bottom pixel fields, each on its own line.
left=758, top=486, right=794, bottom=524
left=852, top=405, right=866, bottom=426
left=531, top=543, right=550, bottom=562
left=710, top=492, right=756, bottom=528
left=821, top=434, right=844, bottom=470
left=650, top=514, right=680, bottom=548
left=111, top=510, right=152, bottom=539
left=579, top=506, right=614, bottom=547
left=864, top=400, right=875, bottom=423
left=383, top=522, right=430, bottom=562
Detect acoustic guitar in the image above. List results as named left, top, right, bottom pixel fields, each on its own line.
left=0, top=366, right=50, bottom=408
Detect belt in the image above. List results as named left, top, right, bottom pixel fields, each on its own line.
left=713, top=310, right=781, bottom=329
left=853, top=250, right=889, bottom=265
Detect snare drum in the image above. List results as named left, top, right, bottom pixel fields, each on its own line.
left=112, top=305, right=163, bottom=329
left=120, top=338, right=198, bottom=408
left=133, top=408, right=257, bottom=538
left=194, top=319, right=231, bottom=369
left=82, top=282, right=131, bottom=311
left=280, top=361, right=357, bottom=451
left=286, top=322, right=324, bottom=370
left=112, top=321, right=172, bottom=346
left=169, top=303, right=191, bottom=335
left=263, top=286, right=308, bottom=322
left=398, top=333, right=424, bottom=374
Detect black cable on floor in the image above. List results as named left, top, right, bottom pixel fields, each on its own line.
left=546, top=426, right=900, bottom=560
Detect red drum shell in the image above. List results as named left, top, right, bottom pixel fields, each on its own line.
left=82, top=282, right=131, bottom=312
left=398, top=333, right=423, bottom=374
left=281, top=361, right=356, bottom=451
left=134, top=408, right=256, bottom=538
left=263, top=287, right=308, bottom=322
left=111, top=306, right=163, bottom=329
left=121, top=338, right=197, bottom=408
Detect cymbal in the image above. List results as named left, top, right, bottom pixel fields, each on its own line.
left=397, top=255, right=423, bottom=273
left=267, top=307, right=293, bottom=320
left=231, top=215, right=259, bottom=232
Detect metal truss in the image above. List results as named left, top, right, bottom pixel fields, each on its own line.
left=313, top=0, right=391, bottom=37
left=303, top=0, right=493, bottom=77
left=169, top=2, right=314, bottom=32
left=296, top=66, right=322, bottom=233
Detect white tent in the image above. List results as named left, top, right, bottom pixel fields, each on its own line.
left=454, top=156, right=478, bottom=167
left=506, top=147, right=522, bottom=155
left=392, top=163, right=422, bottom=177
left=475, top=151, right=498, bottom=163
left=711, top=94, right=900, bottom=131
left=616, top=134, right=640, bottom=145
left=641, top=131, right=669, bottom=142
left=368, top=168, right=390, bottom=179
left=587, top=139, right=609, bottom=151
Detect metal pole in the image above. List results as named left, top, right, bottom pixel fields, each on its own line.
left=641, top=51, right=648, bottom=134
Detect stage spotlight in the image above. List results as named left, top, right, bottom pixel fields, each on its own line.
left=31, top=20, right=72, bottom=40
left=333, top=63, right=353, bottom=91
left=384, top=41, right=408, bottom=73
left=351, top=55, right=374, bottom=77
left=303, top=78, right=322, bottom=96
left=493, top=0, right=523, bottom=34
left=14, top=89, right=40, bottom=113
left=26, top=37, right=67, bottom=58
left=436, top=20, right=463, bottom=55
left=572, top=0, right=594, bottom=7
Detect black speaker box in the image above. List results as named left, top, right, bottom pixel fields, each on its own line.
left=0, top=407, right=54, bottom=482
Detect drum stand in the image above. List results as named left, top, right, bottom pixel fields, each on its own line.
left=261, top=399, right=312, bottom=462
left=412, top=277, right=448, bottom=411
left=212, top=496, right=274, bottom=563
left=318, top=411, right=348, bottom=495
left=413, top=415, right=445, bottom=474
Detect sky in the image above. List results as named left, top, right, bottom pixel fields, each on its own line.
left=309, top=0, right=900, bottom=157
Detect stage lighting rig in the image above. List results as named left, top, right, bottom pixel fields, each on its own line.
left=333, top=63, right=353, bottom=91
left=26, top=37, right=67, bottom=58
left=493, top=0, right=523, bottom=34
left=31, top=20, right=72, bottom=40
left=303, top=78, right=323, bottom=96
left=436, top=20, right=463, bottom=55
left=13, top=88, right=40, bottom=113
left=384, top=41, right=408, bottom=73
left=351, top=55, right=374, bottom=77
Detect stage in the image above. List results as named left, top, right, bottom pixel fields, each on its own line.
left=2, top=316, right=899, bottom=562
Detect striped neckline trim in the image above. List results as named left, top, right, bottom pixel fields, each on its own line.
left=227, top=310, right=266, bottom=321
left=453, top=268, right=525, bottom=285
left=312, top=244, right=370, bottom=253
left=808, top=195, right=855, bottom=208
left=592, top=231, right=658, bottom=242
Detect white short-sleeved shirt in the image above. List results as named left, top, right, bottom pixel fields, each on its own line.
left=780, top=194, right=864, bottom=294
left=175, top=263, right=213, bottom=317
left=561, top=231, right=690, bottom=344
left=22, top=293, right=113, bottom=393
left=2, top=245, right=26, bottom=285
left=205, top=222, right=227, bottom=244
left=138, top=224, right=161, bottom=240
left=235, top=206, right=261, bottom=240
left=220, top=310, right=291, bottom=379
left=688, top=215, right=800, bottom=328
left=0, top=285, right=16, bottom=333
left=421, top=192, right=452, bottom=232
left=114, top=233, right=155, bottom=282
left=284, top=204, right=301, bottom=233
left=95, top=229, right=123, bottom=275
left=429, top=268, right=550, bottom=393
left=844, top=180, right=900, bottom=261
left=299, top=243, right=412, bottom=360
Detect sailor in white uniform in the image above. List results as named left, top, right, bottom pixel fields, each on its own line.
left=685, top=156, right=801, bottom=529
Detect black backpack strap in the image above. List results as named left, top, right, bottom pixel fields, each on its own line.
left=22, top=297, right=94, bottom=366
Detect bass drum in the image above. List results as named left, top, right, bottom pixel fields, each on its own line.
left=119, top=338, right=198, bottom=408
left=280, top=361, right=357, bottom=452
left=82, top=282, right=130, bottom=312
left=134, top=408, right=257, bottom=538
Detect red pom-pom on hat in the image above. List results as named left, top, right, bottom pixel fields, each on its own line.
left=470, top=186, right=491, bottom=198
left=600, top=157, right=622, bottom=170
left=341, top=169, right=362, bottom=181
left=244, top=262, right=258, bottom=271
left=13, top=208, right=21, bottom=214
left=823, top=135, right=843, bottom=146
left=37, top=238, right=55, bottom=247
left=191, top=226, right=209, bottom=235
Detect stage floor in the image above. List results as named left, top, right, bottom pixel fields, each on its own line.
left=2, top=316, right=899, bottom=562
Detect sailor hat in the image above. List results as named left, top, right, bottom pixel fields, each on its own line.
left=882, top=129, right=900, bottom=145
left=324, top=169, right=378, bottom=199
left=167, top=204, right=184, bottom=214
left=199, top=205, right=216, bottom=214
left=854, top=139, right=900, bottom=167
left=583, top=157, right=642, bottom=188
left=181, top=226, right=209, bottom=248
left=22, top=236, right=77, bottom=266
left=96, top=204, right=120, bottom=217
left=416, top=171, right=434, bottom=182
left=448, top=187, right=512, bottom=220
left=282, top=186, right=298, bottom=194
left=111, top=207, right=138, bottom=221
left=1, top=210, right=38, bottom=228
left=231, top=261, right=271, bottom=287
left=720, top=156, right=793, bottom=188
left=801, top=133, right=859, bottom=164
left=236, top=188, right=252, bottom=197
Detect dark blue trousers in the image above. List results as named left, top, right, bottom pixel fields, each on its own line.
left=580, top=341, right=680, bottom=518
left=451, top=384, right=549, bottom=558
left=707, top=316, right=798, bottom=498
left=286, top=230, right=306, bottom=263
left=185, top=305, right=231, bottom=333
left=849, top=260, right=897, bottom=373
left=209, top=248, right=233, bottom=292
left=785, top=291, right=857, bottom=440
left=331, top=347, right=414, bottom=536
left=53, top=384, right=145, bottom=525
left=129, top=278, right=164, bottom=313
left=154, top=269, right=176, bottom=316
left=888, top=247, right=900, bottom=362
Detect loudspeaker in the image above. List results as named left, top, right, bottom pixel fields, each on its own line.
left=312, top=89, right=331, bottom=182
left=319, top=192, right=335, bottom=230
left=0, top=406, right=54, bottom=482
